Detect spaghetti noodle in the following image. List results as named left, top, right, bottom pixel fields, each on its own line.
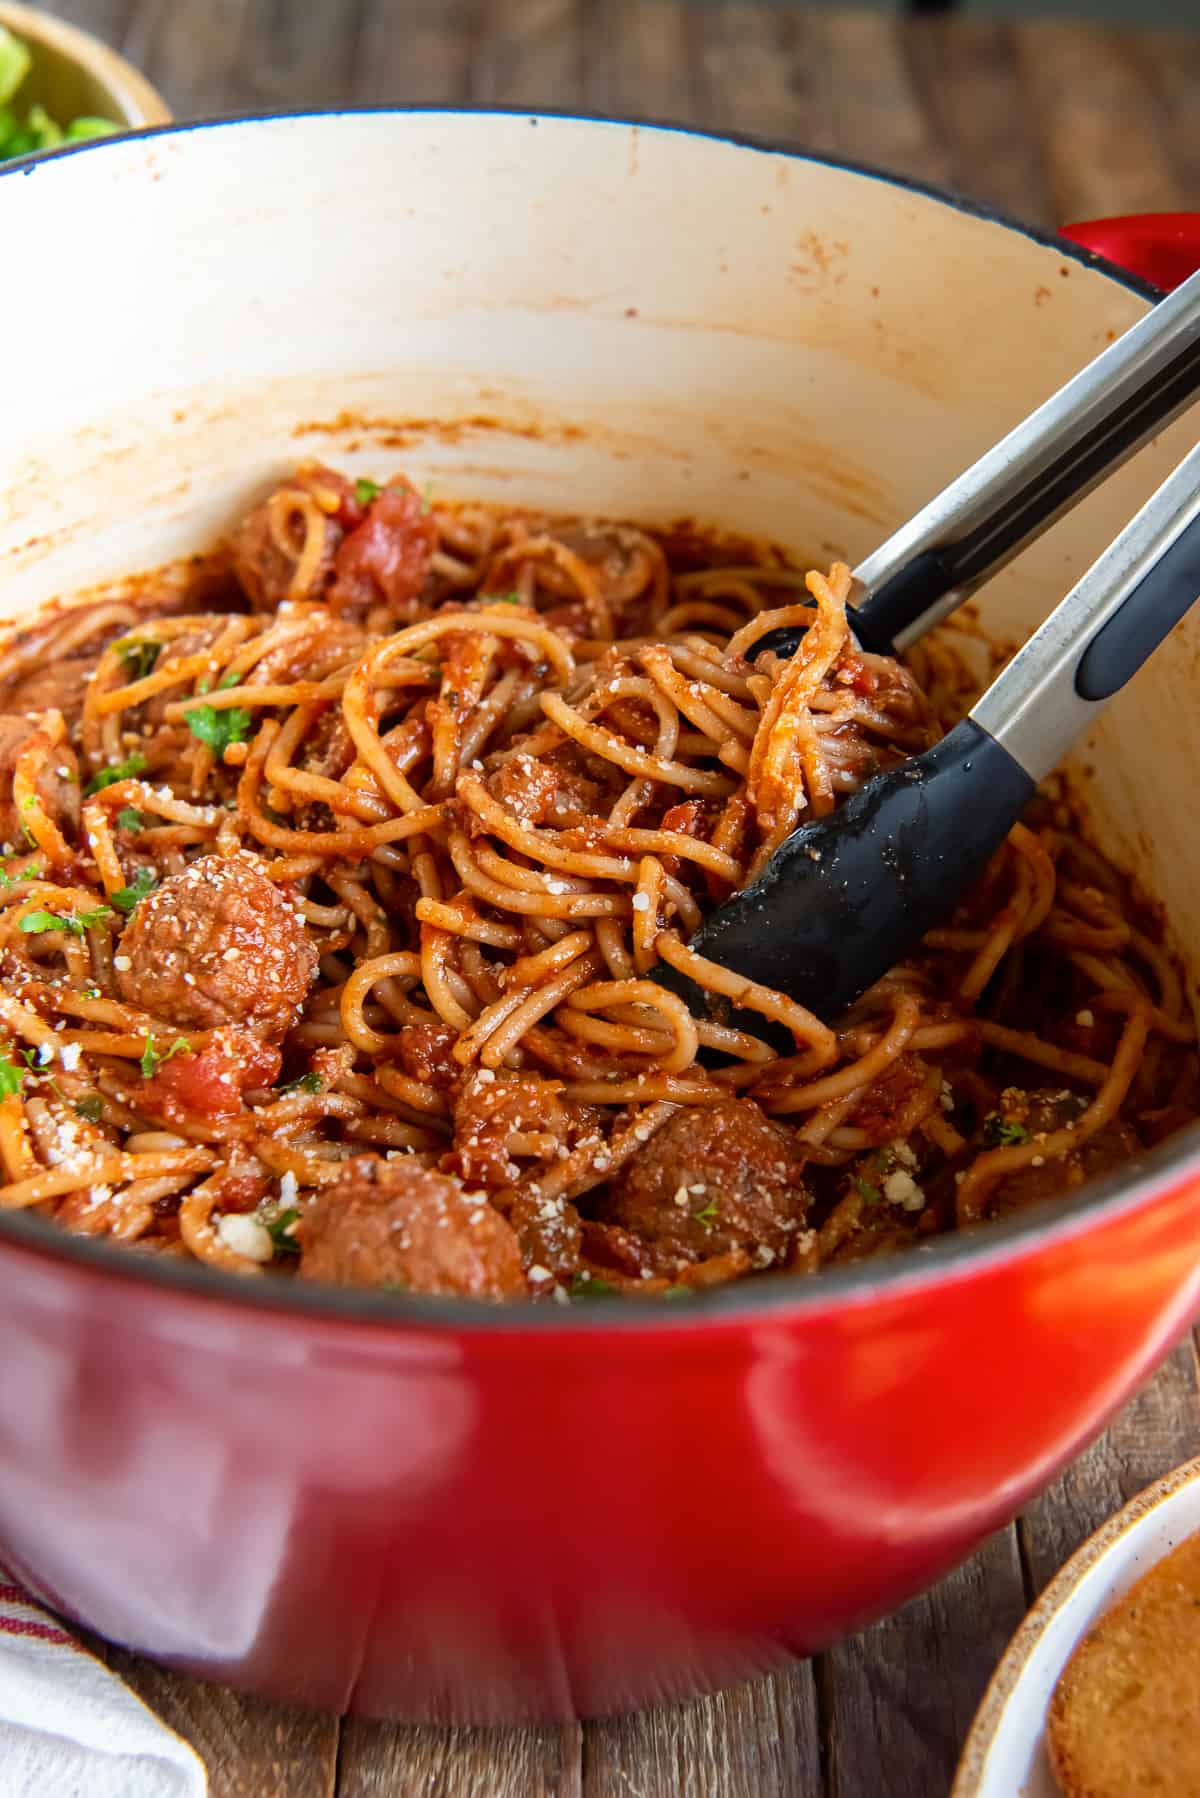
left=0, top=462, right=1192, bottom=1300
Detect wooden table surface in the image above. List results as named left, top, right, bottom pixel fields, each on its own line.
left=33, top=1, right=1200, bottom=1793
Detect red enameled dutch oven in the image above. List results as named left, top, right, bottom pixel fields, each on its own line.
left=0, top=113, right=1198, bottom=1722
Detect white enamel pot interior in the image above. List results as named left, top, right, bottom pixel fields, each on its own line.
left=1, top=110, right=1200, bottom=1723
left=2, top=112, right=1196, bottom=973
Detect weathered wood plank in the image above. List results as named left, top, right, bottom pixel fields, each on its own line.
left=336, top=1719, right=584, bottom=1798
left=190, top=0, right=367, bottom=115
left=901, top=17, right=1055, bottom=225
left=349, top=0, right=476, bottom=108
left=103, top=1646, right=339, bottom=1798
left=691, top=3, right=809, bottom=145
left=1019, top=1336, right=1200, bottom=1593
left=1129, top=27, right=1200, bottom=203
left=581, top=0, right=700, bottom=126
left=34, top=0, right=138, bottom=46
left=1012, top=22, right=1186, bottom=224
left=821, top=1530, right=1028, bottom=1798
left=812, top=10, right=954, bottom=191
left=123, top=0, right=253, bottom=120
left=469, top=0, right=584, bottom=110
left=583, top=1664, right=822, bottom=1798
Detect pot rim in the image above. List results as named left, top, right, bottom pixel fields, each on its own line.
left=0, top=105, right=1190, bottom=1336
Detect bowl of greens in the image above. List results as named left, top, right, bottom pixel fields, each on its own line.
left=0, top=2, right=168, bottom=163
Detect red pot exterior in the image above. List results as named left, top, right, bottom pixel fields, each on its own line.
left=0, top=128, right=1198, bottom=1723
left=1062, top=213, right=1200, bottom=293
left=0, top=1166, right=1197, bottom=1722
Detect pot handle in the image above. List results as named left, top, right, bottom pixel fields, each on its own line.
left=1061, top=213, right=1200, bottom=294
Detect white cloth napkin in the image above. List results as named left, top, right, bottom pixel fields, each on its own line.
left=0, top=1569, right=207, bottom=1798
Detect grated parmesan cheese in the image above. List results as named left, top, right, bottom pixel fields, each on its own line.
left=215, top=1214, right=273, bottom=1263
left=883, top=1169, right=925, bottom=1212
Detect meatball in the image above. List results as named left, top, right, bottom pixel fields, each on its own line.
left=485, top=750, right=605, bottom=831
left=445, top=1069, right=603, bottom=1191
left=3, top=659, right=93, bottom=720
left=297, top=1158, right=526, bottom=1298
left=250, top=614, right=364, bottom=685
left=115, top=852, right=317, bottom=1037
left=984, top=1088, right=1141, bottom=1219
left=601, top=1099, right=811, bottom=1273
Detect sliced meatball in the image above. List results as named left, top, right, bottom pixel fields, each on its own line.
left=134, top=619, right=228, bottom=726
left=0, top=717, right=80, bottom=848
left=115, top=852, right=317, bottom=1037
left=444, top=1069, right=604, bottom=1192
left=600, top=1099, right=811, bottom=1273
left=485, top=749, right=605, bottom=831
left=230, top=465, right=353, bottom=612
left=396, top=1020, right=460, bottom=1090
left=983, top=1087, right=1142, bottom=1219
left=249, top=613, right=364, bottom=685
left=297, top=1158, right=526, bottom=1298
left=3, top=658, right=93, bottom=720
left=541, top=523, right=661, bottom=634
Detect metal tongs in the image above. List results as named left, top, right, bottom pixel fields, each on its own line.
left=653, top=269, right=1200, bottom=1032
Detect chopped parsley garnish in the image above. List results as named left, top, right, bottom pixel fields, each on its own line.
left=569, top=1275, right=616, bottom=1298
left=20, top=907, right=112, bottom=938
left=139, top=1033, right=191, bottom=1079
left=693, top=1200, right=719, bottom=1227
left=111, top=867, right=157, bottom=914
left=265, top=1207, right=302, bottom=1253
left=487, top=593, right=523, bottom=606
left=355, top=477, right=381, bottom=507
left=185, top=704, right=252, bottom=755
left=0, top=1051, right=24, bottom=1098
left=86, top=752, right=146, bottom=794
left=663, top=1285, right=695, bottom=1300
left=115, top=638, right=161, bottom=682
left=983, top=1116, right=1030, bottom=1147
left=74, top=1095, right=104, bottom=1123
left=277, top=1071, right=323, bottom=1096
left=853, top=1176, right=881, bottom=1204
left=115, top=808, right=143, bottom=833
left=218, top=670, right=242, bottom=691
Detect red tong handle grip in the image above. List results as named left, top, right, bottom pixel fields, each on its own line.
left=1061, top=213, right=1200, bottom=294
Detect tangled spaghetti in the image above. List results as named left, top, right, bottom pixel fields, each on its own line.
left=0, top=463, right=1193, bottom=1300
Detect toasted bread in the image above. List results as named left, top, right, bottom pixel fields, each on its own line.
left=1047, top=1528, right=1200, bottom=1797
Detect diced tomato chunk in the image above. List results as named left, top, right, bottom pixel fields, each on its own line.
left=142, top=1032, right=281, bottom=1124
left=330, top=484, right=437, bottom=614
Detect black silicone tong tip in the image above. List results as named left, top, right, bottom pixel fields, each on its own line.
left=657, top=438, right=1200, bottom=1042
left=653, top=722, right=1035, bottom=1030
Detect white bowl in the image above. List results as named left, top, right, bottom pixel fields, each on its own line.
left=954, top=1458, right=1200, bottom=1796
